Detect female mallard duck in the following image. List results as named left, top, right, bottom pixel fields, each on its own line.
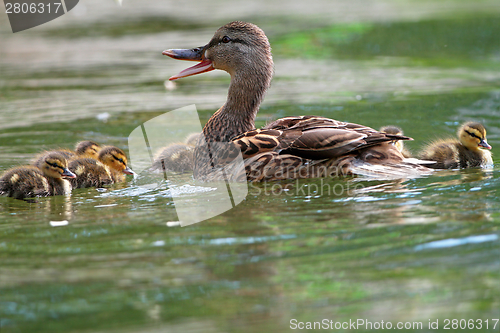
left=163, top=21, right=431, bottom=181
left=380, top=126, right=412, bottom=158
left=0, top=152, right=76, bottom=199
left=419, top=122, right=493, bottom=169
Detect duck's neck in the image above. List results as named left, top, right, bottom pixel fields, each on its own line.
left=202, top=66, right=272, bottom=142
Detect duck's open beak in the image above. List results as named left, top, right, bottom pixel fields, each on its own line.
left=163, top=46, right=214, bottom=81
left=479, top=139, right=492, bottom=150
left=62, top=168, right=76, bottom=179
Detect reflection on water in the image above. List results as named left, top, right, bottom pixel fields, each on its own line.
left=1, top=1, right=500, bottom=332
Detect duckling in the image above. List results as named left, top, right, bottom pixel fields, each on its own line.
left=97, top=146, right=134, bottom=182
left=150, top=133, right=200, bottom=173
left=1, top=153, right=76, bottom=199
left=151, top=143, right=194, bottom=173
left=380, top=125, right=412, bottom=158
left=185, top=132, right=201, bottom=147
left=68, top=158, right=113, bottom=188
left=420, top=122, right=493, bottom=169
left=74, top=140, right=101, bottom=158
left=32, top=140, right=102, bottom=166
left=33, top=152, right=77, bottom=195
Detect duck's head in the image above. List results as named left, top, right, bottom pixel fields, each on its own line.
left=98, top=146, right=134, bottom=175
left=163, top=21, right=273, bottom=80
left=38, top=152, right=76, bottom=179
left=185, top=133, right=200, bottom=146
left=458, top=122, right=492, bottom=150
left=75, top=140, right=101, bottom=158
left=380, top=125, right=405, bottom=153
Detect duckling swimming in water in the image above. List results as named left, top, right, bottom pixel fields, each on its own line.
left=97, top=146, right=134, bottom=182
left=185, top=133, right=200, bottom=147
left=419, top=122, right=493, bottom=169
left=0, top=152, right=76, bottom=199
left=68, top=158, right=113, bottom=189
left=151, top=133, right=200, bottom=173
left=66, top=145, right=132, bottom=189
left=32, top=140, right=102, bottom=165
left=380, top=125, right=412, bottom=158
left=74, top=140, right=101, bottom=158
left=151, top=143, right=194, bottom=173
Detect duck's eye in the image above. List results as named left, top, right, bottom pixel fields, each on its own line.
left=222, top=36, right=231, bottom=43
left=112, top=155, right=125, bottom=164
left=465, top=130, right=481, bottom=140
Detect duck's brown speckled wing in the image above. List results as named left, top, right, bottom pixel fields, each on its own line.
left=232, top=116, right=411, bottom=160
left=213, top=116, right=419, bottom=182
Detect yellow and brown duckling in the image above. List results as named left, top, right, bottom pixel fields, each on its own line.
left=68, top=146, right=133, bottom=188
left=74, top=140, right=101, bottom=158
left=419, top=122, right=493, bottom=169
left=97, top=146, right=134, bottom=182
left=380, top=125, right=412, bottom=158
left=0, top=152, right=76, bottom=199
left=32, top=140, right=102, bottom=165
left=68, top=158, right=113, bottom=189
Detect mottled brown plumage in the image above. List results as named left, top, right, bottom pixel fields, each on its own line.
left=68, top=158, right=113, bottom=188
left=164, top=21, right=432, bottom=181
left=420, top=122, right=493, bottom=169
left=1, top=152, right=76, bottom=199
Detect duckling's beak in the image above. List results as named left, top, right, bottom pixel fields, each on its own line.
left=479, top=139, right=492, bottom=150
left=123, top=166, right=134, bottom=175
left=62, top=168, right=76, bottom=179
left=163, top=46, right=214, bottom=81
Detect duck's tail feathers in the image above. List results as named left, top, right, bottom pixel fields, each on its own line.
left=350, top=159, right=434, bottom=180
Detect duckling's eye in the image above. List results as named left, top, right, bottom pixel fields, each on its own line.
left=46, top=161, right=58, bottom=168
left=465, top=130, right=482, bottom=140
left=222, top=36, right=231, bottom=43
left=112, top=155, right=125, bottom=164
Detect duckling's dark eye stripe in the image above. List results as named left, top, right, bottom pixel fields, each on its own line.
left=465, top=130, right=482, bottom=140
left=47, top=161, right=64, bottom=169
left=112, top=155, right=125, bottom=165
